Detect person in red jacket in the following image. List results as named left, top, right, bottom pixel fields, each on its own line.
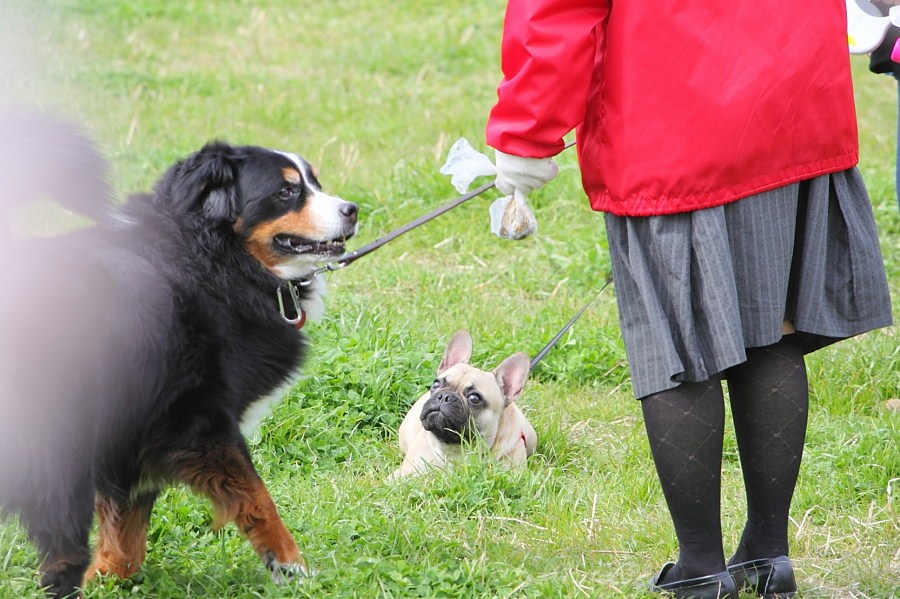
left=486, top=2, right=893, bottom=598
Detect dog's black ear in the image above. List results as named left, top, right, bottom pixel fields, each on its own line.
left=158, top=141, right=238, bottom=222
left=493, top=352, right=530, bottom=405
left=438, top=330, right=473, bottom=374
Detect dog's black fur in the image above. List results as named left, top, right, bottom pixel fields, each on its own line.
left=0, top=122, right=357, bottom=598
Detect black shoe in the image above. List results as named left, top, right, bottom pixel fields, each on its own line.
left=649, top=562, right=739, bottom=599
left=726, top=555, right=796, bottom=598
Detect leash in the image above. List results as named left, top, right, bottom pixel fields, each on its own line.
left=528, top=275, right=613, bottom=371
left=306, top=179, right=497, bottom=281
left=295, top=139, right=577, bottom=285
left=277, top=180, right=496, bottom=326
left=278, top=140, right=576, bottom=327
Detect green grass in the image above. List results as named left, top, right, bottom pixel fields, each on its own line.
left=2, top=1, right=899, bottom=597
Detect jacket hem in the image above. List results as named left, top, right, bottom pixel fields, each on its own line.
left=587, top=153, right=859, bottom=217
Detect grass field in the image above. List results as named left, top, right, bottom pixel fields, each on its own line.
left=1, top=1, right=898, bottom=597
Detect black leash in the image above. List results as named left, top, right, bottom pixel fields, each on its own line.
left=279, top=140, right=577, bottom=326
left=295, top=139, right=577, bottom=284
left=307, top=180, right=497, bottom=280
left=529, top=275, right=613, bottom=371
left=277, top=180, right=497, bottom=326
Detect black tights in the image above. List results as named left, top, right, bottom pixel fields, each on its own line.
left=641, top=335, right=808, bottom=581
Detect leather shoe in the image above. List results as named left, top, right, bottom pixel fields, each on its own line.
left=649, top=562, right=739, bottom=598
left=726, top=555, right=796, bottom=598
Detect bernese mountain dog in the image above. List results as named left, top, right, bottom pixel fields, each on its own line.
left=0, top=126, right=357, bottom=598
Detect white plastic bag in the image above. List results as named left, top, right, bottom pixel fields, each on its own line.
left=489, top=190, right=538, bottom=240
left=440, top=137, right=538, bottom=240
left=439, top=137, right=497, bottom=193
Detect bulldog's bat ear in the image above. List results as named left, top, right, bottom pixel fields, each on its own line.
left=438, top=330, right=473, bottom=374
left=494, top=352, right=530, bottom=406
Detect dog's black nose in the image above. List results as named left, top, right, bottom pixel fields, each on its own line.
left=340, top=202, right=358, bottom=223
left=431, top=389, right=458, bottom=405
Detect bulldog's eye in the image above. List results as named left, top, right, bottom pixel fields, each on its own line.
left=277, top=186, right=295, bottom=201
left=467, top=392, right=483, bottom=405
left=430, top=379, right=441, bottom=390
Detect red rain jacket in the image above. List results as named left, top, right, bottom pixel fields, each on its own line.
left=485, top=0, right=860, bottom=217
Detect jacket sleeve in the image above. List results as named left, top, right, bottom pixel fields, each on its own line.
left=486, top=0, right=609, bottom=158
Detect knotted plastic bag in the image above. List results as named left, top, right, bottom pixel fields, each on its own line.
left=489, top=190, right=538, bottom=240
left=439, top=137, right=538, bottom=240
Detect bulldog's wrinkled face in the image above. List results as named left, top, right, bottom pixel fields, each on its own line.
left=418, top=330, right=530, bottom=448
left=419, top=363, right=507, bottom=445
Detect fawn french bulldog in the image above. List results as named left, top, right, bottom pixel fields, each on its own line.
left=391, top=330, right=537, bottom=479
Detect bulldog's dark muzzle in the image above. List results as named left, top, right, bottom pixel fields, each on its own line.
left=420, top=388, right=473, bottom=445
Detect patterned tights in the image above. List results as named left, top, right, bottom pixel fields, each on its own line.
left=641, top=335, right=808, bottom=582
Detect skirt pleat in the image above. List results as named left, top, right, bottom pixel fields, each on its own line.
left=605, top=168, right=892, bottom=399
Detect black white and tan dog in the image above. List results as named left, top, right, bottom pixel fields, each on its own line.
left=0, top=119, right=357, bottom=598
left=390, top=330, right=537, bottom=480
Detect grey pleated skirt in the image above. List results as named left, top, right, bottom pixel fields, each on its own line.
left=604, top=168, right=893, bottom=399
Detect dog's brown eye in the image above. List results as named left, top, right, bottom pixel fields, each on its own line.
left=467, top=392, right=483, bottom=405
left=430, top=379, right=441, bottom=390
left=277, top=187, right=294, bottom=200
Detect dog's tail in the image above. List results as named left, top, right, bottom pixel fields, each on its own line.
left=0, top=110, right=114, bottom=225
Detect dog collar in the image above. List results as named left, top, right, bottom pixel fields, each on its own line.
left=276, top=281, right=307, bottom=330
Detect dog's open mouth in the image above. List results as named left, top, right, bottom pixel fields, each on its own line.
left=273, top=234, right=349, bottom=257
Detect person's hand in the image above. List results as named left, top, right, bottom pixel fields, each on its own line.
left=494, top=150, right=558, bottom=196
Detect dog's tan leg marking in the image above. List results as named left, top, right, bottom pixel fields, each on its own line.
left=87, top=493, right=155, bottom=581
left=232, top=480, right=307, bottom=582
left=171, top=444, right=308, bottom=581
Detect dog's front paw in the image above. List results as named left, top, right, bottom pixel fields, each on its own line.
left=264, top=551, right=310, bottom=584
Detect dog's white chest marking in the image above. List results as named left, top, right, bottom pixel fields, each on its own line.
left=240, top=276, right=326, bottom=435
left=299, top=276, right=326, bottom=322
left=241, top=277, right=327, bottom=437
left=241, top=276, right=326, bottom=435
left=240, top=379, right=295, bottom=436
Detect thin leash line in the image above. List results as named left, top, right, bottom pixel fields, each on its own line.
left=298, top=138, right=577, bottom=283
left=278, top=181, right=495, bottom=323
left=281, top=140, right=578, bottom=325
left=333, top=180, right=496, bottom=270
left=296, top=181, right=496, bottom=284
left=529, top=275, right=613, bottom=371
